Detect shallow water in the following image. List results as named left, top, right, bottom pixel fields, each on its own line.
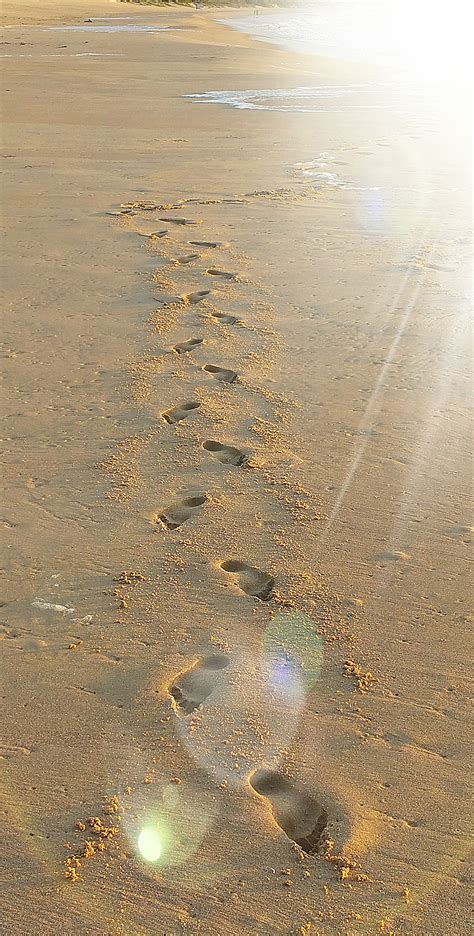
left=186, top=85, right=423, bottom=114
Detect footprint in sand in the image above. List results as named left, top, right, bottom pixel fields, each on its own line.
left=249, top=769, right=328, bottom=854
left=136, top=230, right=169, bottom=239
left=106, top=208, right=136, bottom=217
left=373, top=549, right=411, bottom=562
left=173, top=338, right=204, bottom=354
left=211, top=311, right=238, bottom=325
left=158, top=494, right=207, bottom=530
left=174, top=253, right=200, bottom=265
left=183, top=290, right=211, bottom=304
left=203, top=364, right=238, bottom=383
left=202, top=440, right=247, bottom=466
left=206, top=269, right=237, bottom=281
left=169, top=654, right=230, bottom=715
left=219, top=560, right=274, bottom=600
left=162, top=400, right=201, bottom=424
left=159, top=217, right=200, bottom=226
left=190, top=241, right=222, bottom=249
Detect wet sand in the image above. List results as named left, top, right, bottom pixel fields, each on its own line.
left=1, top=2, right=472, bottom=934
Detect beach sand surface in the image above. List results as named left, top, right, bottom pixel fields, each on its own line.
left=1, top=2, right=472, bottom=934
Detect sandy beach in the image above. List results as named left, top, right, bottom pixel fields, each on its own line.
left=1, top=2, right=472, bottom=934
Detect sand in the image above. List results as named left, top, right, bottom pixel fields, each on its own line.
left=1, top=2, right=472, bottom=934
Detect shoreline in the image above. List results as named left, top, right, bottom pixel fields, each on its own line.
left=2, top=3, right=471, bottom=935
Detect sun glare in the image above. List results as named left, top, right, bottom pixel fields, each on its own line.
left=386, top=0, right=471, bottom=85
left=299, top=0, right=471, bottom=87
left=138, top=826, right=163, bottom=863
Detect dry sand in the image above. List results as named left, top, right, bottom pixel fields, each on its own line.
left=1, top=2, right=472, bottom=934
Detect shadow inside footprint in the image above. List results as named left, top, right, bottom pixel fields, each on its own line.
left=203, top=440, right=247, bottom=466
left=189, top=241, right=222, bottom=248
left=169, top=654, right=230, bottom=714
left=173, top=338, right=204, bottom=354
left=220, top=560, right=274, bottom=600
left=162, top=400, right=201, bottom=424
left=158, top=495, right=207, bottom=530
left=206, top=269, right=237, bottom=280
left=159, top=217, right=199, bottom=226
left=203, top=364, right=238, bottom=383
left=211, top=311, right=238, bottom=325
left=249, top=769, right=328, bottom=854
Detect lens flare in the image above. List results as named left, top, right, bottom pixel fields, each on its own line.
left=138, top=825, right=163, bottom=863
left=124, top=781, right=213, bottom=869
left=262, top=611, right=324, bottom=693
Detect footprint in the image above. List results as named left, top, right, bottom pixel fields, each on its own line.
left=158, top=494, right=207, bottom=530
left=211, top=311, right=238, bottom=325
left=106, top=208, right=135, bottom=217
left=373, top=550, right=411, bottom=562
left=0, top=743, right=34, bottom=760
left=136, top=230, right=169, bottom=239
left=169, top=654, right=230, bottom=714
left=183, top=290, right=211, bottom=304
left=173, top=338, right=204, bottom=354
left=162, top=400, right=201, bottom=424
left=206, top=269, right=237, bottom=280
left=174, top=253, right=200, bottom=265
left=219, top=560, right=274, bottom=600
left=190, top=241, right=222, bottom=248
left=159, top=217, right=200, bottom=226
left=122, top=201, right=159, bottom=211
left=203, top=365, right=238, bottom=383
left=249, top=769, right=328, bottom=854
left=202, top=440, right=247, bottom=466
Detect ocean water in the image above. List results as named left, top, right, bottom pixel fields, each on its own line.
left=226, top=5, right=395, bottom=65
left=186, top=84, right=423, bottom=114
left=188, top=3, right=468, bottom=199
left=225, top=0, right=468, bottom=85
left=188, top=1, right=467, bottom=116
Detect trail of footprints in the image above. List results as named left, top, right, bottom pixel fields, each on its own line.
left=117, top=202, right=331, bottom=858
